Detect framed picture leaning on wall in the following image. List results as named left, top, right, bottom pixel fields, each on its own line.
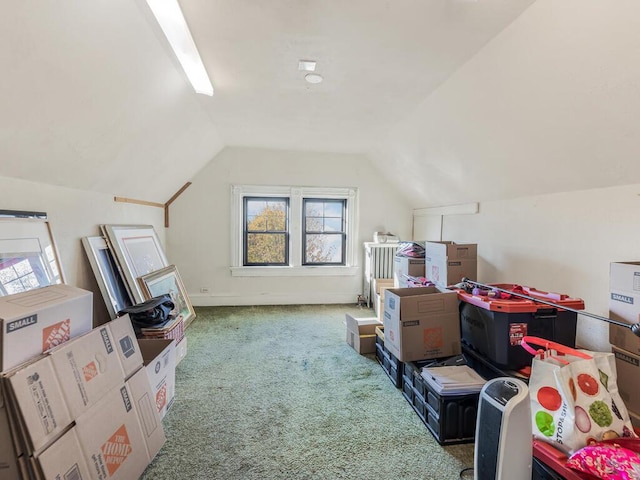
left=0, top=217, right=65, bottom=295
left=138, top=264, right=196, bottom=329
left=101, top=224, right=169, bottom=303
left=82, top=235, right=133, bottom=319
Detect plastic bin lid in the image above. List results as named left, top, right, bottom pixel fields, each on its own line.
left=457, top=284, right=585, bottom=313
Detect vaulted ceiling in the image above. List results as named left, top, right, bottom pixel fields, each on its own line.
left=0, top=0, right=537, bottom=204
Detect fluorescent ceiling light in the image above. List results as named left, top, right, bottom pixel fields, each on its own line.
left=298, top=60, right=317, bottom=72
left=146, top=0, right=214, bottom=96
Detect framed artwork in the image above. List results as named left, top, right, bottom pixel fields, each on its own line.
left=0, top=218, right=65, bottom=296
left=138, top=264, right=196, bottom=329
left=101, top=224, right=169, bottom=303
left=82, top=236, right=133, bottom=319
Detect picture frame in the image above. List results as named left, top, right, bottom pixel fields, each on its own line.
left=138, top=264, right=196, bottom=329
left=82, top=236, right=133, bottom=319
left=0, top=218, right=65, bottom=296
left=101, top=224, right=169, bottom=303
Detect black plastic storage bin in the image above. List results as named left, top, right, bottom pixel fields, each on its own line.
left=375, top=326, right=402, bottom=388
left=401, top=360, right=478, bottom=445
left=457, top=285, right=584, bottom=370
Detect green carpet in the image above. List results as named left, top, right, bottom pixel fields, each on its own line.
left=140, top=305, right=475, bottom=480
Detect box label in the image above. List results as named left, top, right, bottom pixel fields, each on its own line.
left=612, top=293, right=634, bottom=305
left=424, top=327, right=443, bottom=351
left=100, top=328, right=114, bottom=354
left=403, top=320, right=420, bottom=327
left=614, top=349, right=640, bottom=367
left=101, top=424, right=133, bottom=476
left=6, top=314, right=37, bottom=333
left=42, top=319, right=71, bottom=351
left=120, top=386, right=132, bottom=413
left=635, top=272, right=640, bottom=291
left=26, top=371, right=56, bottom=434
left=156, top=383, right=167, bottom=413
left=509, top=323, right=528, bottom=346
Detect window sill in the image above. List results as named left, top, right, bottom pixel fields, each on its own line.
left=230, top=266, right=359, bottom=277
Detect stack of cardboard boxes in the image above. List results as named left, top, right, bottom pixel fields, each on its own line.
left=609, top=262, right=640, bottom=425
left=0, top=284, right=171, bottom=479
left=425, top=241, right=477, bottom=288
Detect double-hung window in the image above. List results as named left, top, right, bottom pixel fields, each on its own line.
left=231, top=185, right=358, bottom=276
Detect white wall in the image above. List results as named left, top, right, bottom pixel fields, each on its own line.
left=166, top=147, right=413, bottom=306
left=0, top=175, right=165, bottom=325
left=414, top=183, right=640, bottom=352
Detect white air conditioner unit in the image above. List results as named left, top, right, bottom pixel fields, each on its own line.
left=475, top=377, right=532, bottom=480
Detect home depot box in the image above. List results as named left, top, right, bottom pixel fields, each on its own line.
left=33, top=426, right=92, bottom=480
left=75, top=368, right=165, bottom=480
left=609, top=262, right=640, bottom=354
left=345, top=314, right=381, bottom=355
left=425, top=241, right=477, bottom=287
left=50, top=314, right=141, bottom=419
left=383, top=287, right=461, bottom=362
left=139, top=339, right=176, bottom=420
left=393, top=256, right=425, bottom=288
left=0, top=284, right=93, bottom=372
left=2, top=314, right=142, bottom=457
left=613, top=346, right=640, bottom=415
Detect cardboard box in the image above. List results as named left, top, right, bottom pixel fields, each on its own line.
left=139, top=339, right=176, bottom=420
left=34, top=426, right=92, bottom=480
left=393, top=256, right=425, bottom=288
left=0, top=284, right=93, bottom=372
left=373, top=278, right=394, bottom=318
left=345, top=314, right=381, bottom=355
left=613, top=346, right=640, bottom=415
left=2, top=315, right=142, bottom=457
left=425, top=241, right=477, bottom=287
left=609, top=262, right=640, bottom=354
left=383, top=286, right=461, bottom=362
left=75, top=368, right=165, bottom=480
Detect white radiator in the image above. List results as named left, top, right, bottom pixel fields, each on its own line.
left=368, top=244, right=398, bottom=278
left=363, top=243, right=399, bottom=306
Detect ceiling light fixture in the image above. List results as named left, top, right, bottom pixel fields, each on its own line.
left=298, top=60, right=317, bottom=72
left=305, top=73, right=323, bottom=84
left=146, top=0, right=214, bottom=96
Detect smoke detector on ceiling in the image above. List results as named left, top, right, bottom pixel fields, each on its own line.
left=304, top=73, right=323, bottom=84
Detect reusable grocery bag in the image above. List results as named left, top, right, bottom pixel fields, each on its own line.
left=522, top=336, right=636, bottom=455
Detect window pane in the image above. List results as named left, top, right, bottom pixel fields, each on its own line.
left=246, top=233, right=286, bottom=264
left=305, top=234, right=343, bottom=263
left=247, top=214, right=266, bottom=230
left=324, top=218, right=343, bottom=232
left=266, top=208, right=286, bottom=231
left=305, top=217, right=323, bottom=232
left=323, top=202, right=343, bottom=218
left=305, top=201, right=323, bottom=217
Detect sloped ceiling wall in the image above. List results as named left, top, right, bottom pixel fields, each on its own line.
left=370, top=0, right=640, bottom=208
left=0, top=0, right=223, bottom=204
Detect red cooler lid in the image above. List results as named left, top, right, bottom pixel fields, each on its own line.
left=457, top=284, right=585, bottom=313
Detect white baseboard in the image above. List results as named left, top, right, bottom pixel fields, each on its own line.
left=190, top=292, right=360, bottom=306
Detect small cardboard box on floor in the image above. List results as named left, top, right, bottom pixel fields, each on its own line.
left=425, top=241, right=477, bottom=287
left=609, top=262, right=640, bottom=354
left=345, top=314, right=381, bottom=355
left=383, top=286, right=460, bottom=362
left=393, top=256, right=425, bottom=288
left=0, top=284, right=93, bottom=372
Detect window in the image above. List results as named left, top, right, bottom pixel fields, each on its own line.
left=231, top=185, right=358, bottom=277
left=303, top=199, right=346, bottom=265
left=243, top=197, right=289, bottom=266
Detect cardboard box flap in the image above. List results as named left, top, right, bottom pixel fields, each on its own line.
left=6, top=357, right=72, bottom=454
left=426, top=241, right=478, bottom=260
left=108, top=314, right=143, bottom=380
left=50, top=324, right=126, bottom=419
left=344, top=314, right=382, bottom=335
left=35, top=426, right=92, bottom=480
left=126, top=368, right=166, bottom=460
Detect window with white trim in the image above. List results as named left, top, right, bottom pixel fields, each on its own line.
left=231, top=185, right=358, bottom=277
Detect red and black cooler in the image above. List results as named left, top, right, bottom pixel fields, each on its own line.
left=457, top=285, right=585, bottom=371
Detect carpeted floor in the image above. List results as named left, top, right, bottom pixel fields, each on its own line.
left=140, top=304, right=475, bottom=480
